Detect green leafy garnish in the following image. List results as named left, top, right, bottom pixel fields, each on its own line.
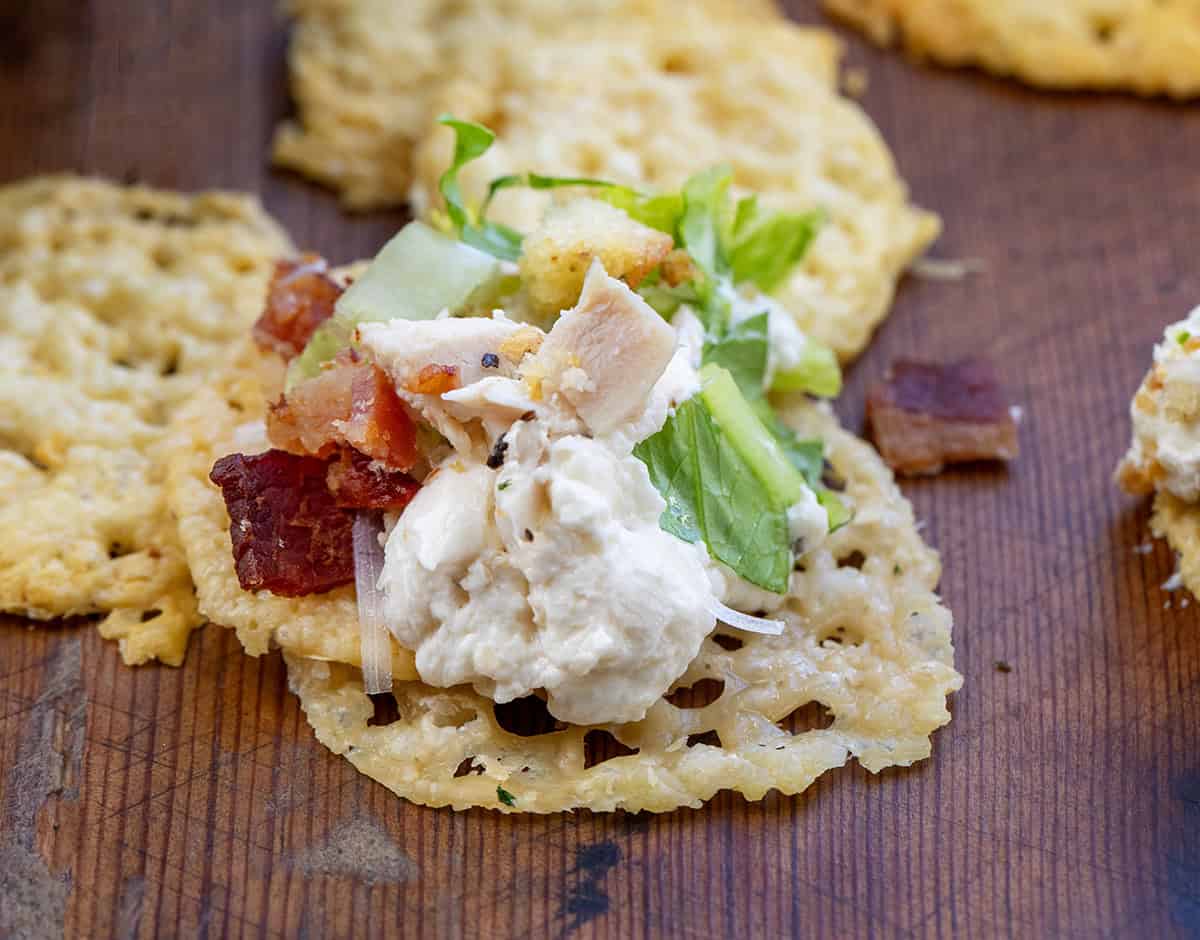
left=679, top=165, right=735, bottom=283
left=771, top=339, right=843, bottom=398
left=767, top=414, right=852, bottom=533
left=635, top=364, right=818, bottom=593
left=497, top=786, right=516, bottom=807
left=1179, top=330, right=1192, bottom=347
left=436, top=116, right=524, bottom=261
left=635, top=392, right=792, bottom=593
left=482, top=172, right=621, bottom=216
left=701, top=311, right=768, bottom=402
left=727, top=204, right=823, bottom=293
left=599, top=188, right=685, bottom=234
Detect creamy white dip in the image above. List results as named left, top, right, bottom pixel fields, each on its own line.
left=1130, top=306, right=1200, bottom=501
left=359, top=261, right=826, bottom=724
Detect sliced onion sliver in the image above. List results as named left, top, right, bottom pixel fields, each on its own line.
left=353, top=511, right=392, bottom=694
left=707, top=598, right=785, bottom=636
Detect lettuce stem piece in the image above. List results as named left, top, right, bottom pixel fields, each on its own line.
left=771, top=339, right=842, bottom=398
left=698, top=363, right=806, bottom=508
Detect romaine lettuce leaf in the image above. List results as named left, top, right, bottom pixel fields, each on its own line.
left=728, top=207, right=823, bottom=293
left=436, top=115, right=524, bottom=261
left=635, top=390, right=794, bottom=593
left=701, top=311, right=768, bottom=401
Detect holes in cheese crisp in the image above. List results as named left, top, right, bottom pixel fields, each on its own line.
left=107, top=542, right=133, bottom=559
left=431, top=704, right=477, bottom=728
left=665, top=678, right=725, bottom=709
left=367, top=692, right=401, bottom=726
left=777, top=701, right=833, bottom=735
left=686, top=730, right=723, bottom=749
left=820, top=624, right=863, bottom=647
left=453, top=757, right=485, bottom=778
left=711, top=633, right=743, bottom=652
left=139, top=608, right=162, bottom=623
left=661, top=52, right=696, bottom=75
left=583, top=730, right=638, bottom=768
left=1091, top=18, right=1118, bottom=42
left=837, top=550, right=866, bottom=570
left=821, top=462, right=846, bottom=492
left=493, top=695, right=566, bottom=737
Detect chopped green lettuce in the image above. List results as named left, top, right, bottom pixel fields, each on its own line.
left=728, top=207, right=822, bottom=293
left=335, top=222, right=501, bottom=324
left=635, top=388, right=794, bottom=593
left=435, top=116, right=524, bottom=261
left=599, top=188, right=685, bottom=235
left=698, top=364, right=807, bottom=508
left=771, top=338, right=842, bottom=398
left=700, top=311, right=768, bottom=402
left=286, top=220, right=504, bottom=389
left=679, top=165, right=735, bottom=282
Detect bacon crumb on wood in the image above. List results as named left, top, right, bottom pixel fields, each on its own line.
left=866, top=358, right=1019, bottom=476
left=209, top=450, right=354, bottom=597
left=252, top=255, right=342, bottom=360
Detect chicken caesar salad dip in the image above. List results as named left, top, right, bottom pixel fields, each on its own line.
left=208, top=117, right=852, bottom=727
left=1119, top=306, right=1200, bottom=502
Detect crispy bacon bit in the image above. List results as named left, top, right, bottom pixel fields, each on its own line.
left=268, top=358, right=419, bottom=469
left=403, top=363, right=461, bottom=395
left=866, top=358, right=1019, bottom=476
left=326, top=447, right=421, bottom=510
left=252, top=255, right=343, bottom=360
left=210, top=450, right=353, bottom=596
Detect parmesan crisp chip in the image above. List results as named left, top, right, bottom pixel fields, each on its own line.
left=274, top=0, right=939, bottom=361
left=0, top=176, right=290, bottom=665
left=825, top=0, right=1200, bottom=99
left=284, top=402, right=961, bottom=813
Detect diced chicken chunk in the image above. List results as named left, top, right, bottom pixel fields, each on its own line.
left=358, top=315, right=527, bottom=390
left=519, top=198, right=673, bottom=319
left=534, top=261, right=677, bottom=436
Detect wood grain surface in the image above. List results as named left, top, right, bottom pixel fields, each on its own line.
left=1, top=2, right=1198, bottom=937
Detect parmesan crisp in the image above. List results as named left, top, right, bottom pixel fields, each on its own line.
left=825, top=0, right=1200, bottom=99
left=273, top=0, right=939, bottom=361
left=284, top=399, right=961, bottom=812
left=0, top=176, right=290, bottom=665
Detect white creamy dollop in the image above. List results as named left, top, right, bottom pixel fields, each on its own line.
left=364, top=262, right=720, bottom=724
left=379, top=424, right=716, bottom=725
left=1127, top=307, right=1200, bottom=501
left=360, top=261, right=826, bottom=725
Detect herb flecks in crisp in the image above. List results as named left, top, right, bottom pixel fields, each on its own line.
left=497, top=786, right=517, bottom=806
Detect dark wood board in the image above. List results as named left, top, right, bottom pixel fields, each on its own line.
left=1, top=1, right=1197, bottom=937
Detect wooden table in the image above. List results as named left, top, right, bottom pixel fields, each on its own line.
left=1, top=2, right=1197, bottom=937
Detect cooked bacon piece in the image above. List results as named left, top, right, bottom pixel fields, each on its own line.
left=866, top=358, right=1019, bottom=476
left=326, top=447, right=421, bottom=510
left=252, top=255, right=343, bottom=360
left=210, top=450, right=354, bottom=597
left=268, top=357, right=419, bottom=470
left=404, top=363, right=461, bottom=395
